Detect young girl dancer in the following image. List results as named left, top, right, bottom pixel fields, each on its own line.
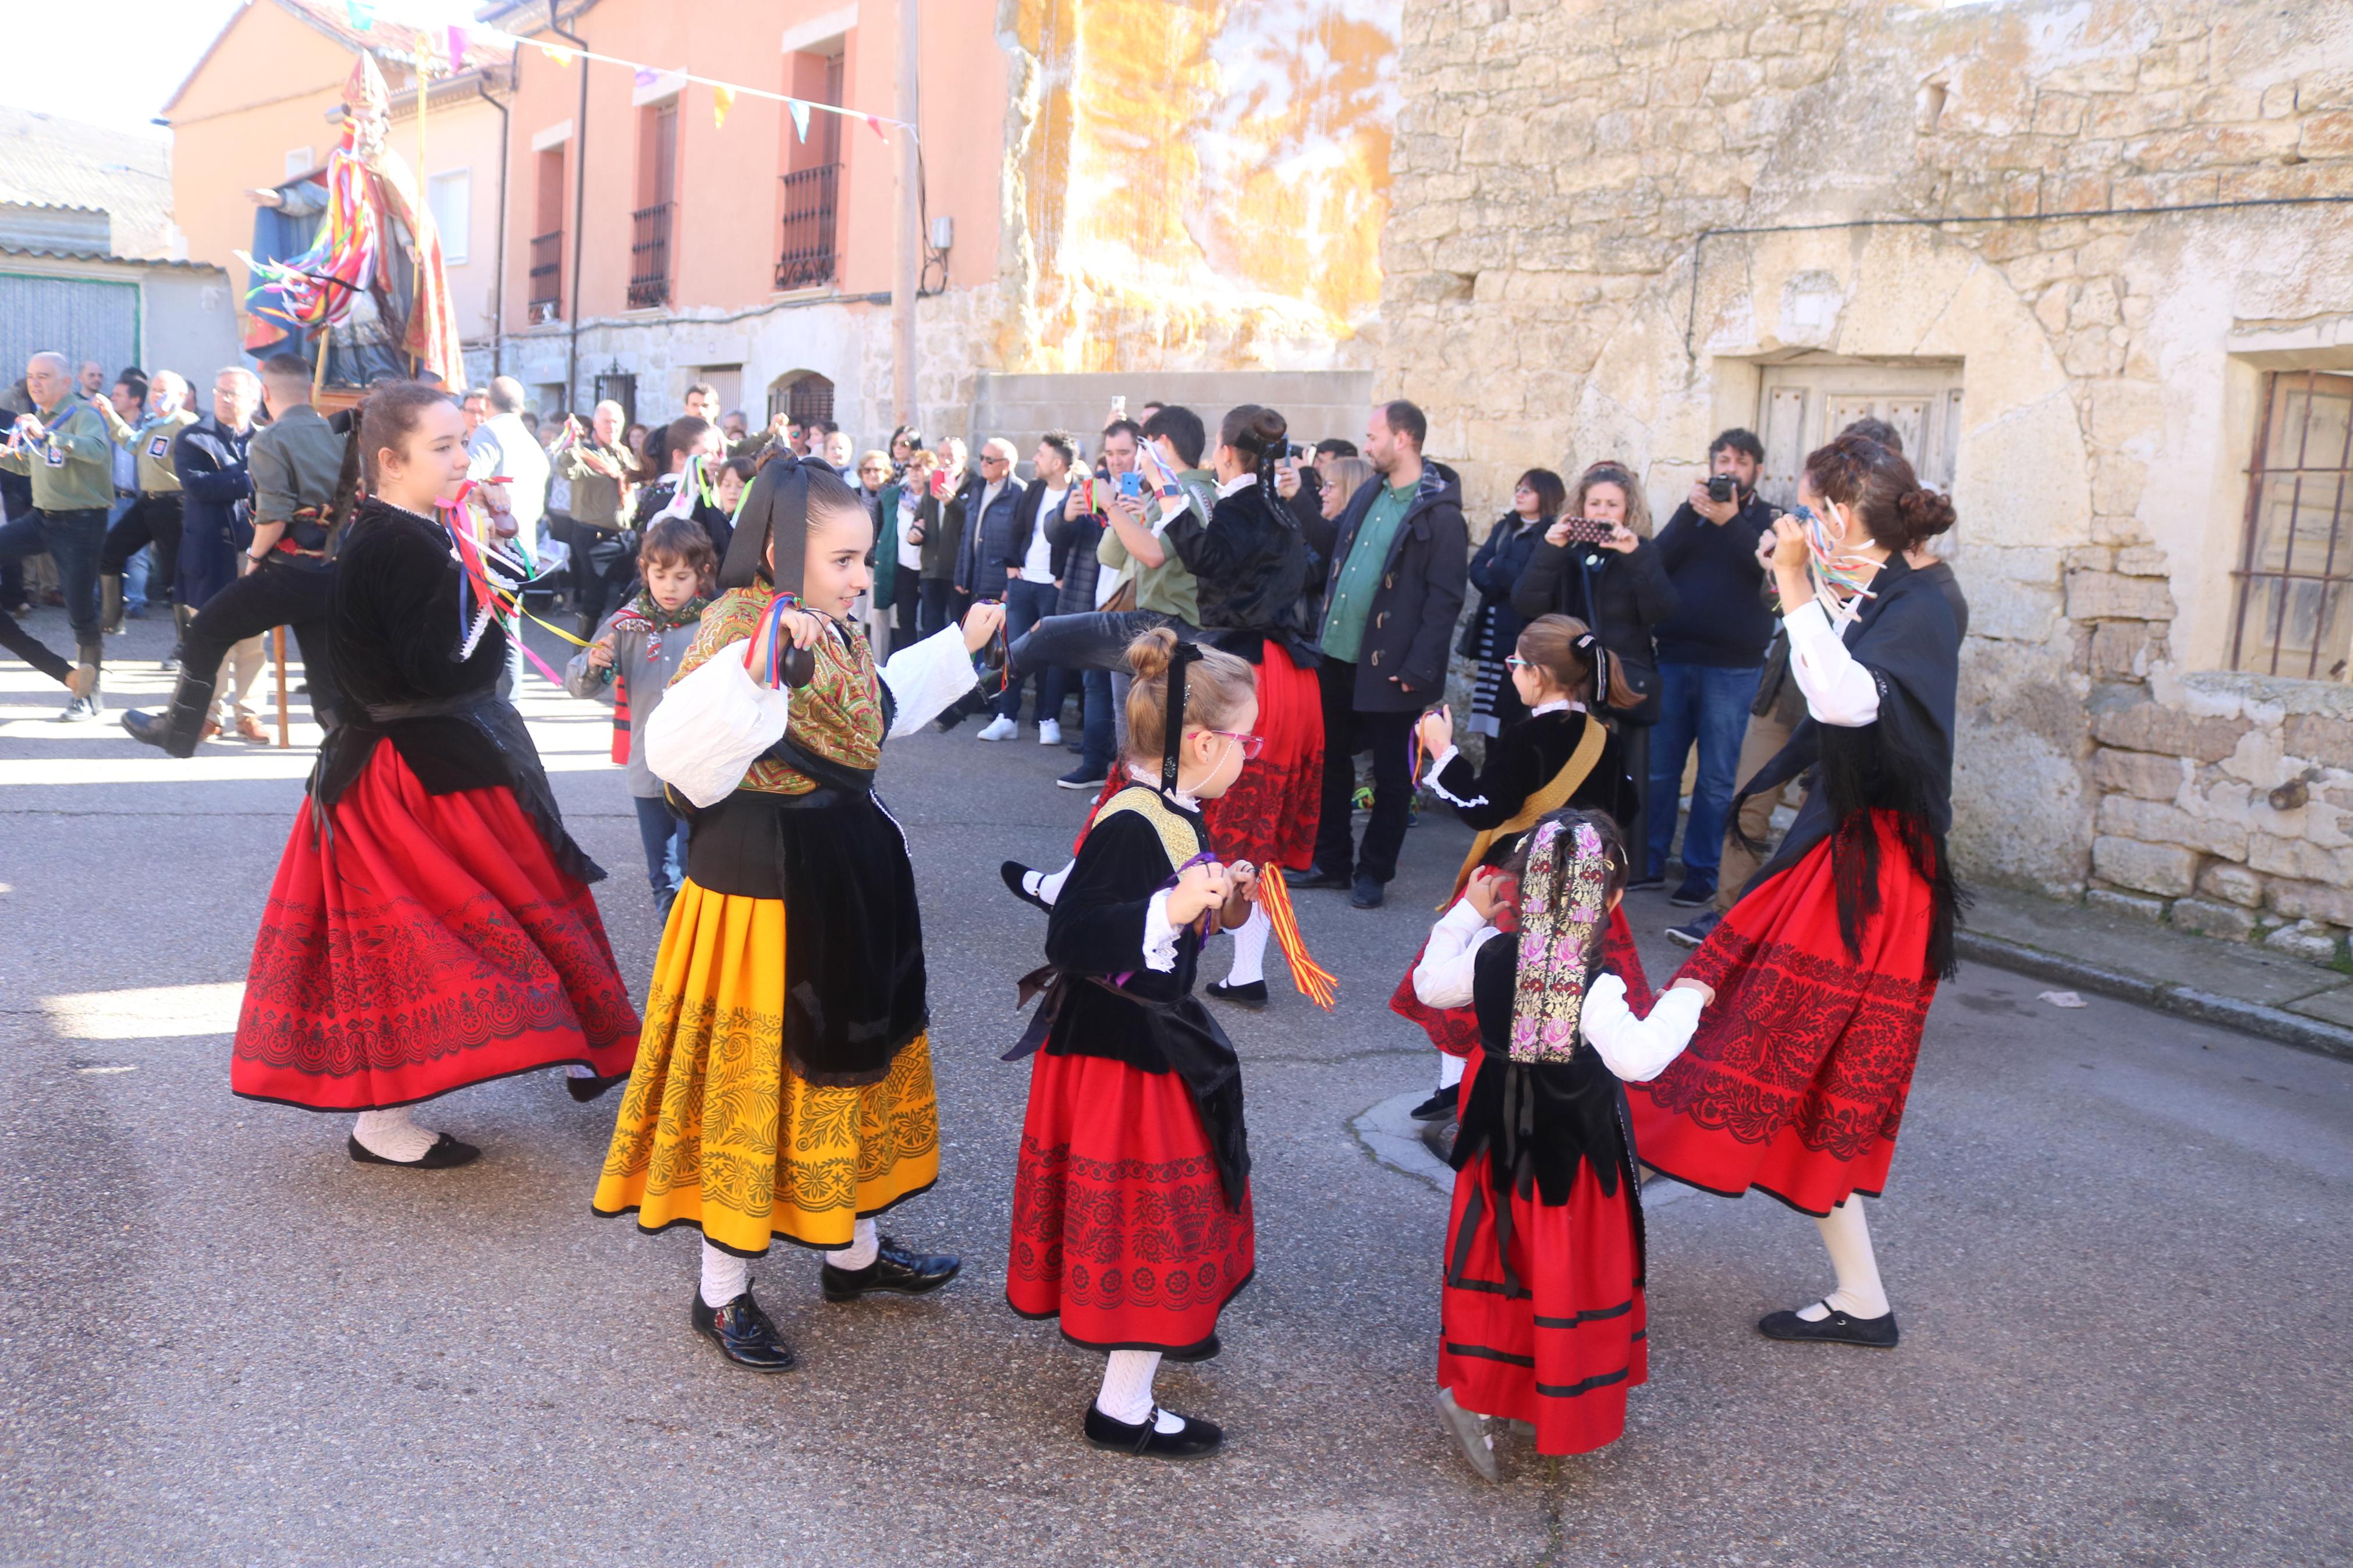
left=1411, top=810, right=1710, bottom=1477
left=1007, top=628, right=1259, bottom=1459
left=564, top=516, right=714, bottom=919
left=1389, top=615, right=1642, bottom=1121
left=594, top=456, right=1006, bottom=1373
left=1626, top=433, right=1962, bottom=1349
left=232, top=381, right=641, bottom=1165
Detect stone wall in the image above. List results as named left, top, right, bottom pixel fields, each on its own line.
left=1379, top=0, right=2353, bottom=900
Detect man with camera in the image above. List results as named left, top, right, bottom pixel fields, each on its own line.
left=1642, top=427, right=1779, bottom=908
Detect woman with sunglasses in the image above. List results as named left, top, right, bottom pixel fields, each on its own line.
left=1510, top=461, right=1678, bottom=883
left=1462, top=469, right=1566, bottom=737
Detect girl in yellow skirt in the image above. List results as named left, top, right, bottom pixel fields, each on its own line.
left=593, top=455, right=1006, bottom=1371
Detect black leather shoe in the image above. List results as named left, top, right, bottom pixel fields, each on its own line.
left=1289, top=864, right=1351, bottom=891
left=1408, top=1083, right=1458, bottom=1122
left=690, top=1288, right=798, bottom=1371
left=120, top=709, right=172, bottom=750
left=566, top=1071, right=630, bottom=1103
left=820, top=1237, right=961, bottom=1301
left=1001, top=860, right=1051, bottom=913
left=346, top=1132, right=480, bottom=1169
left=1205, top=979, right=1267, bottom=1007
left=1084, top=1403, right=1224, bottom=1460
left=1162, top=1332, right=1220, bottom=1364
left=1350, top=875, right=1385, bottom=909
left=1758, top=1302, right=1899, bottom=1349
left=934, top=689, right=987, bottom=733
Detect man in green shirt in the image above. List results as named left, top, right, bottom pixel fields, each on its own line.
left=0, top=350, right=120, bottom=718
left=97, top=369, right=200, bottom=631
left=1293, top=399, right=1467, bottom=907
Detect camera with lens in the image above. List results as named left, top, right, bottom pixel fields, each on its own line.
left=1706, top=474, right=1737, bottom=504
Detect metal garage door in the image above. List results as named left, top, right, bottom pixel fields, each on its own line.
left=0, top=271, right=140, bottom=386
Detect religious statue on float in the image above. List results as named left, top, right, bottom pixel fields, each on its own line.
left=239, top=52, right=466, bottom=392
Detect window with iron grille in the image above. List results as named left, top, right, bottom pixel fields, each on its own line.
left=2230, top=370, right=2353, bottom=681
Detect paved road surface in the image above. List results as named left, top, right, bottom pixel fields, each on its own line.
left=2, top=618, right=2347, bottom=1566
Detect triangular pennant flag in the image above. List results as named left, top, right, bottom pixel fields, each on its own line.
left=544, top=43, right=575, bottom=66
left=446, top=25, right=468, bottom=72
left=786, top=98, right=810, bottom=143
left=713, top=84, right=736, bottom=129
left=345, top=0, right=373, bottom=28
left=865, top=113, right=887, bottom=141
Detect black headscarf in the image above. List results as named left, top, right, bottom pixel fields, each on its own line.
left=718, top=453, right=811, bottom=593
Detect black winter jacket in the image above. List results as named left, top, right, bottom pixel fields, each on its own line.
left=1459, top=513, right=1547, bottom=659
left=1163, top=475, right=1316, bottom=666
left=1306, top=460, right=1470, bottom=712
left=1510, top=532, right=1678, bottom=723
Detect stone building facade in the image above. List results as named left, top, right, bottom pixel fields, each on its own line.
left=1378, top=0, right=2353, bottom=955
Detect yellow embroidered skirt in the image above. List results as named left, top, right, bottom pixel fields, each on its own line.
left=592, top=880, right=941, bottom=1255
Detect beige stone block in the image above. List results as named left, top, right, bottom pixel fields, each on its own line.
left=2044, top=173, right=2110, bottom=215
left=2089, top=91, right=2185, bottom=138
left=2260, top=83, right=2298, bottom=119
left=2069, top=276, right=2123, bottom=328
left=2125, top=122, right=2302, bottom=170
left=2094, top=747, right=2185, bottom=801
left=2267, top=881, right=2353, bottom=929
left=2067, top=569, right=2175, bottom=622
left=2035, top=284, right=2074, bottom=334
left=2301, top=111, right=2353, bottom=159
left=2087, top=887, right=2170, bottom=923
left=2088, top=378, right=2166, bottom=451
left=2032, top=93, right=2087, bottom=136
left=1703, top=58, right=1765, bottom=104
left=2089, top=620, right=2161, bottom=680
left=2092, top=835, right=2198, bottom=897
left=2092, top=701, right=2249, bottom=762
left=1764, top=54, right=1823, bottom=92
left=2265, top=917, right=2344, bottom=963
left=2188, top=85, right=2262, bottom=123
left=2284, top=713, right=2353, bottom=770
left=2201, top=862, right=2266, bottom=908
left=2135, top=44, right=2205, bottom=93
left=2098, top=795, right=2248, bottom=860
left=2112, top=170, right=2221, bottom=207
left=2062, top=332, right=2117, bottom=378
left=1748, top=17, right=1800, bottom=53
left=2173, top=898, right=2258, bottom=941
left=2248, top=833, right=2353, bottom=884
left=2114, top=545, right=2168, bottom=577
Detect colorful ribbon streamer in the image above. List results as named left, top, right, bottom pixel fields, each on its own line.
left=1257, top=866, right=1338, bottom=1011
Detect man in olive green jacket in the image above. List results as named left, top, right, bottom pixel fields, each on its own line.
left=0, top=350, right=116, bottom=718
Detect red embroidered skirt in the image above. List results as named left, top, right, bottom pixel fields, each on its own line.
left=1626, top=811, right=1936, bottom=1215
left=1007, top=1050, right=1254, bottom=1353
left=1439, top=1053, right=1648, bottom=1456
left=1070, top=639, right=1322, bottom=872
left=1392, top=905, right=1655, bottom=1059
left=233, top=743, right=641, bottom=1111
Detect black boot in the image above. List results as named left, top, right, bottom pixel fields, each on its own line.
left=690, top=1287, right=797, bottom=1371
left=100, top=574, right=125, bottom=636
left=122, top=669, right=217, bottom=758
left=819, top=1236, right=960, bottom=1301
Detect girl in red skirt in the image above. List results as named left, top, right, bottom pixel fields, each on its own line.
left=1006, top=628, right=1261, bottom=1460
left=1390, top=613, right=1641, bottom=1119
left=1411, top=809, right=1710, bottom=1477
left=1002, top=404, right=1323, bottom=1008
left=233, top=381, right=640, bottom=1167
left=1626, top=432, right=1962, bottom=1350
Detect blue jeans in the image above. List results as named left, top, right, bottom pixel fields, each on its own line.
left=996, top=577, right=1062, bottom=721
left=633, top=794, right=688, bottom=905
left=0, top=507, right=107, bottom=663
left=1079, top=666, right=1115, bottom=771
left=917, top=578, right=959, bottom=640
left=1646, top=661, right=1762, bottom=884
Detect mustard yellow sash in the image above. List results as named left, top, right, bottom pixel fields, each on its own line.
left=1442, top=716, right=1609, bottom=908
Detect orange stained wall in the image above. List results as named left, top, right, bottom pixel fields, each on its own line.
left=499, top=0, right=1009, bottom=332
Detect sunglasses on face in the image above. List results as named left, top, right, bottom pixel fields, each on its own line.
left=1204, top=728, right=1265, bottom=759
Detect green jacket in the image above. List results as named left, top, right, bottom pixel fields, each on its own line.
left=1, top=397, right=115, bottom=513
left=1095, top=468, right=1213, bottom=625
left=98, top=401, right=198, bottom=493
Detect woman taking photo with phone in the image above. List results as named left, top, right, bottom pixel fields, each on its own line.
left=1463, top=468, right=1566, bottom=738
left=1510, top=461, right=1677, bottom=881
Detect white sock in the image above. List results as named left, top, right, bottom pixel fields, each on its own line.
left=1798, top=1197, right=1891, bottom=1320
left=565, top=1062, right=597, bottom=1079
left=1224, top=902, right=1269, bottom=986
left=1096, top=1349, right=1183, bottom=1432
left=1033, top=860, right=1073, bottom=905
left=825, top=1217, right=879, bottom=1272
left=700, top=1242, right=750, bottom=1307
left=1437, top=1051, right=1465, bottom=1090
left=351, top=1106, right=436, bottom=1162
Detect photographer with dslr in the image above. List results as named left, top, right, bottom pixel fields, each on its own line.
left=1510, top=460, right=1677, bottom=882
left=1642, top=428, right=1778, bottom=905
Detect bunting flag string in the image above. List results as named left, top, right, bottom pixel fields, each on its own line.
left=786, top=97, right=811, bottom=144
left=713, top=84, right=736, bottom=129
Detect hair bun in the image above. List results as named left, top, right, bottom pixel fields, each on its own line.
left=1126, top=624, right=1180, bottom=680
left=1896, top=485, right=1957, bottom=541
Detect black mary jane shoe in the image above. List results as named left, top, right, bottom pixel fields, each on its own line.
left=690, top=1288, right=798, bottom=1371
left=346, top=1132, right=481, bottom=1169
left=1205, top=979, right=1267, bottom=1008
left=1161, top=1332, right=1221, bottom=1365
left=1408, top=1083, right=1459, bottom=1122
left=566, top=1071, right=631, bottom=1103
left=1000, top=860, right=1051, bottom=914
left=1287, top=863, right=1351, bottom=892
left=1349, top=874, right=1386, bottom=909
left=1758, top=1301, right=1900, bottom=1349
left=1084, top=1403, right=1223, bottom=1460
left=820, top=1237, right=961, bottom=1302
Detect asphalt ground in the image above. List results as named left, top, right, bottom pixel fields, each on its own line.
left=1, top=611, right=2347, bottom=1567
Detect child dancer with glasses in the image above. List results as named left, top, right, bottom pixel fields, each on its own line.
left=1005, top=628, right=1261, bottom=1459
left=1389, top=614, right=1645, bottom=1122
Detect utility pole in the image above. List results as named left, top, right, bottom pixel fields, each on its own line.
left=892, top=0, right=920, bottom=428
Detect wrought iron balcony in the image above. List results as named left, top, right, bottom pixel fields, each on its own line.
left=527, top=229, right=562, bottom=322
left=628, top=202, right=673, bottom=310
left=775, top=164, right=840, bottom=291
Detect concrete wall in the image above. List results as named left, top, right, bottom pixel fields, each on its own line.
left=968, top=371, right=1377, bottom=459
left=1378, top=0, right=2353, bottom=912
left=140, top=265, right=242, bottom=383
